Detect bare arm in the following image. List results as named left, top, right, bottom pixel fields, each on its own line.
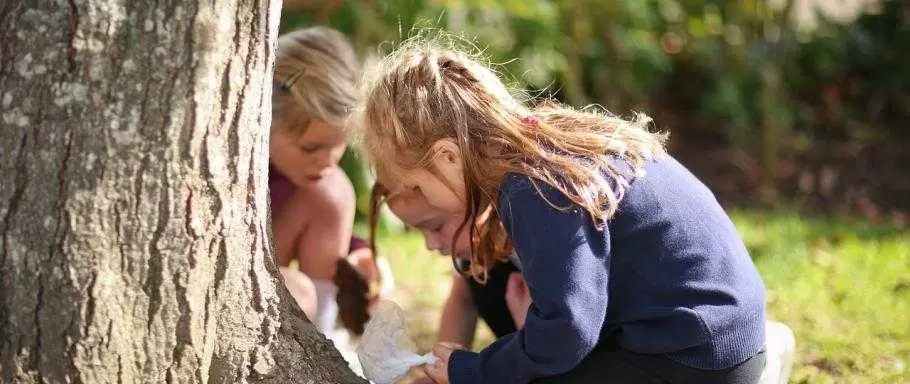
left=437, top=274, right=479, bottom=349
left=296, top=167, right=356, bottom=280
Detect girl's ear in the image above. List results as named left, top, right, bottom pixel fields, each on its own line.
left=430, top=138, right=466, bottom=197
left=430, top=138, right=463, bottom=171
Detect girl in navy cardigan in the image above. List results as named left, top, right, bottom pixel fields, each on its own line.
left=358, top=41, right=766, bottom=384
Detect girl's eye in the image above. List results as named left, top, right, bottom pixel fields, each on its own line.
left=421, top=221, right=443, bottom=234
left=300, top=145, right=319, bottom=154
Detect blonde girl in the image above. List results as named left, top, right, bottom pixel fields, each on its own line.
left=358, top=41, right=767, bottom=384
left=270, top=26, right=379, bottom=335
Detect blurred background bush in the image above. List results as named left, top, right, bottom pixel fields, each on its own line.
left=284, top=0, right=909, bottom=224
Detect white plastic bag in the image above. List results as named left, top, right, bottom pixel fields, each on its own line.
left=356, top=301, right=437, bottom=384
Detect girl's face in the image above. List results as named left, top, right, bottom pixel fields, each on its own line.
left=270, top=119, right=347, bottom=186
left=399, top=168, right=464, bottom=214
left=387, top=190, right=471, bottom=260
left=392, top=138, right=467, bottom=215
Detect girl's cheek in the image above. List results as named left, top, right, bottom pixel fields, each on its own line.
left=444, top=225, right=471, bottom=254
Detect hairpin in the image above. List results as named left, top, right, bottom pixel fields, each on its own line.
left=520, top=115, right=540, bottom=127
left=279, top=71, right=304, bottom=91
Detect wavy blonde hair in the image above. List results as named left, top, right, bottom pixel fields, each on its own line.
left=273, top=26, right=358, bottom=133
left=356, top=38, right=667, bottom=282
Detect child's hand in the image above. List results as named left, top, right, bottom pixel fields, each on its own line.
left=423, top=342, right=462, bottom=384
left=345, top=249, right=381, bottom=305
left=409, top=375, right=436, bottom=384
left=505, top=272, right=532, bottom=329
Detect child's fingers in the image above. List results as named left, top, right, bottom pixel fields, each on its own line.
left=437, top=341, right=463, bottom=350
left=422, top=361, right=446, bottom=383
left=431, top=343, right=457, bottom=361
left=366, top=295, right=379, bottom=309
left=347, top=250, right=380, bottom=282
left=411, top=375, right=435, bottom=384
left=421, top=365, right=436, bottom=382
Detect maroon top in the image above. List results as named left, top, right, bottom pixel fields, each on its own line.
left=268, top=165, right=297, bottom=221
left=268, top=165, right=368, bottom=253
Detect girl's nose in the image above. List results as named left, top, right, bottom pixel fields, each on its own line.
left=314, top=151, right=333, bottom=168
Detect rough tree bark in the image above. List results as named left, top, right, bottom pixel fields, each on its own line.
left=0, top=1, right=367, bottom=383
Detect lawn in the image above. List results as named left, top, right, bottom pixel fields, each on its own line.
left=371, top=209, right=909, bottom=383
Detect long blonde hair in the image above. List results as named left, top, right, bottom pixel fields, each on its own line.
left=356, top=39, right=667, bottom=282
left=273, top=26, right=358, bottom=133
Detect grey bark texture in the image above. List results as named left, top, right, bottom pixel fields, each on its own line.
left=0, top=1, right=367, bottom=383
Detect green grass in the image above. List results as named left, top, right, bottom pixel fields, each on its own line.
left=733, top=210, right=909, bottom=383
left=372, top=209, right=909, bottom=383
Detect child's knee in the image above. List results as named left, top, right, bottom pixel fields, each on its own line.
left=279, top=266, right=318, bottom=321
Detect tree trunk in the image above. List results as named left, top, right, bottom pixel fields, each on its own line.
left=0, top=1, right=366, bottom=383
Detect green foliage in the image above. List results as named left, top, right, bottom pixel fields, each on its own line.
left=280, top=0, right=909, bottom=218
left=338, top=147, right=371, bottom=224
left=283, top=0, right=907, bottom=140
